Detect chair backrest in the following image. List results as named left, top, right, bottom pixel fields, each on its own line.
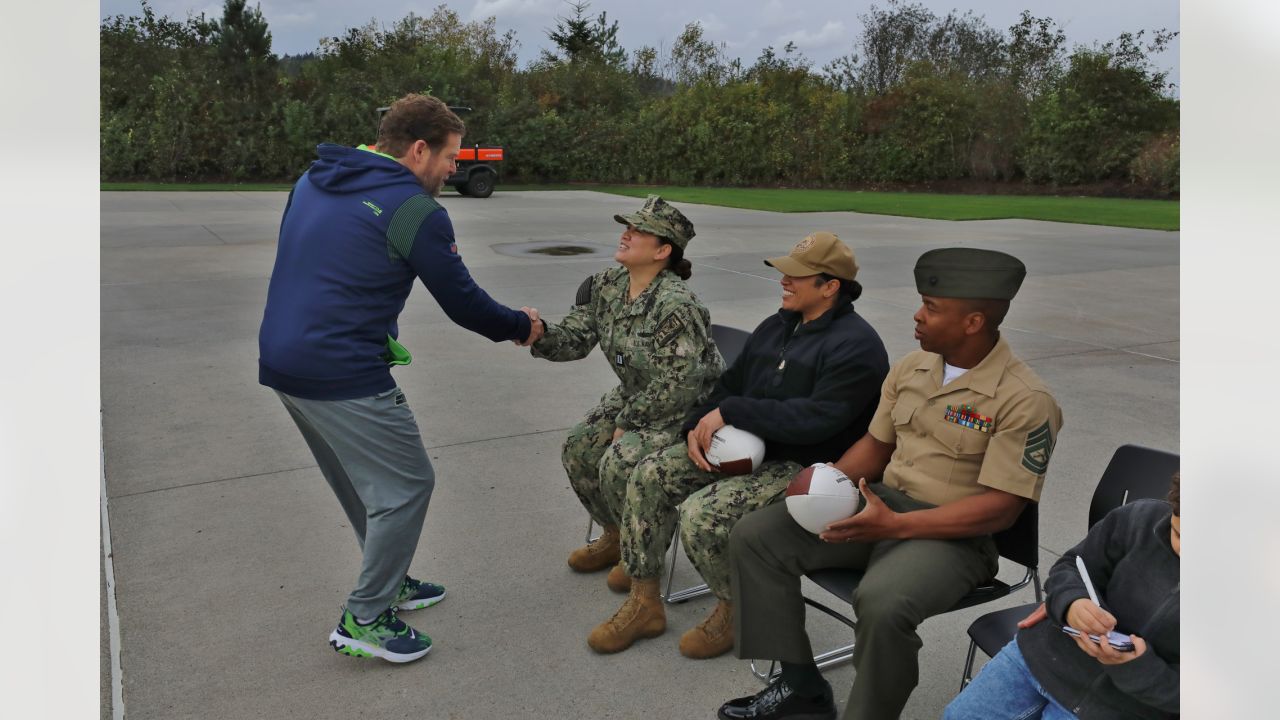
left=711, top=324, right=752, bottom=367
left=997, top=444, right=1178, bottom=570
left=1088, top=444, right=1179, bottom=528
left=574, top=275, right=594, bottom=307
left=992, top=499, right=1039, bottom=569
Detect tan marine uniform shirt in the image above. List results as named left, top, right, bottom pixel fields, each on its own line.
left=867, top=337, right=1063, bottom=506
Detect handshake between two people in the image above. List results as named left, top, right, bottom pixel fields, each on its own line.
left=513, top=306, right=544, bottom=347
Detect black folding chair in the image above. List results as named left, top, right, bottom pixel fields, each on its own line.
left=959, top=444, right=1179, bottom=688
left=709, top=324, right=751, bottom=372
left=584, top=322, right=753, bottom=604
left=751, top=497, right=1043, bottom=679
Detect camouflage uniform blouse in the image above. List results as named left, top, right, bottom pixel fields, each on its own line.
left=532, top=266, right=724, bottom=432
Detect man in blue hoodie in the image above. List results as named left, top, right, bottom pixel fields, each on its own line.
left=258, top=94, right=543, bottom=664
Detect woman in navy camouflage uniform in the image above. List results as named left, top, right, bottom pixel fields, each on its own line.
left=529, top=195, right=723, bottom=649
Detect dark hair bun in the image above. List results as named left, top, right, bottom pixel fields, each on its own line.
left=673, top=258, right=693, bottom=281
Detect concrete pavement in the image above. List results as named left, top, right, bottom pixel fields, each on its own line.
left=101, top=189, right=1178, bottom=719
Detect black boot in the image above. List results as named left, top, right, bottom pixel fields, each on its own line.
left=717, top=677, right=836, bottom=720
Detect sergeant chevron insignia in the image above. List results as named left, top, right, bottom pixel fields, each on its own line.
left=1021, top=421, right=1054, bottom=474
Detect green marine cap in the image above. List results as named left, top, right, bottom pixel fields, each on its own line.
left=613, top=195, right=696, bottom=250
left=913, top=248, right=1027, bottom=300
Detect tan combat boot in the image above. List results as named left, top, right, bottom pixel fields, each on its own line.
left=606, top=562, right=632, bottom=593
left=568, top=525, right=621, bottom=572
left=679, top=599, right=734, bottom=659
left=587, top=578, right=666, bottom=653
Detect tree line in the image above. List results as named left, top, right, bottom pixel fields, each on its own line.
left=100, top=0, right=1179, bottom=196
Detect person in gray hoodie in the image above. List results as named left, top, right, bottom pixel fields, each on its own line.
left=944, top=473, right=1180, bottom=719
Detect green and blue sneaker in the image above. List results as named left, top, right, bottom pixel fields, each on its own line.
left=394, top=576, right=446, bottom=612
left=328, top=607, right=432, bottom=663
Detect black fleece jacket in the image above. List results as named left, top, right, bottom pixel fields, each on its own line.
left=681, top=301, right=889, bottom=466
left=1018, top=499, right=1180, bottom=719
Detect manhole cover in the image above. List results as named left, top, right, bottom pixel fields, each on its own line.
left=493, top=240, right=615, bottom=259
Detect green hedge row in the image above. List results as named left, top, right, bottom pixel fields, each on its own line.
left=101, top=2, right=1179, bottom=195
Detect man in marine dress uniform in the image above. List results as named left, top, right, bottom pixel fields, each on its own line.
left=717, top=247, right=1064, bottom=720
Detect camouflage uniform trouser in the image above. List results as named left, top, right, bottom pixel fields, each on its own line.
left=561, top=396, right=682, bottom=528
left=621, top=441, right=801, bottom=600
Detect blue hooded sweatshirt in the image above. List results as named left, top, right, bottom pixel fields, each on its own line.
left=258, top=144, right=531, bottom=401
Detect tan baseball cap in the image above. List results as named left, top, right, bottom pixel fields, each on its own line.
left=764, top=232, right=859, bottom=281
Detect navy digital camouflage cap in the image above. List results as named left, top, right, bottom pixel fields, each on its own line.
left=613, top=195, right=696, bottom=250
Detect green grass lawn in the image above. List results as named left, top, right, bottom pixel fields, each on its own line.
left=509, top=184, right=1178, bottom=231
left=102, top=181, right=1178, bottom=231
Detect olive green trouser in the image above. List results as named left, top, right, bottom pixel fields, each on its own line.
left=730, top=485, right=999, bottom=720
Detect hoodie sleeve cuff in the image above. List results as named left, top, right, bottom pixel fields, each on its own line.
left=1049, top=590, right=1090, bottom=627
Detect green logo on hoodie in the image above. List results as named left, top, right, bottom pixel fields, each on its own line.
left=363, top=200, right=383, bottom=216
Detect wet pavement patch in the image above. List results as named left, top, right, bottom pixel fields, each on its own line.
left=531, top=245, right=595, bottom=256
left=492, top=240, right=614, bottom=259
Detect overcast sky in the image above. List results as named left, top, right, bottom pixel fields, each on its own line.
left=101, top=0, right=1180, bottom=90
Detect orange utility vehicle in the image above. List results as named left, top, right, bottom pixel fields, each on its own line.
left=374, top=105, right=504, bottom=198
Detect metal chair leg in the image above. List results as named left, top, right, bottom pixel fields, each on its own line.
left=813, top=642, right=857, bottom=671
left=961, top=639, right=979, bottom=690
left=586, top=514, right=709, bottom=603
left=748, top=598, right=858, bottom=683
left=803, top=596, right=858, bottom=674
left=662, top=535, right=680, bottom=601
left=957, top=575, right=1044, bottom=691
left=749, top=659, right=779, bottom=681
left=662, top=531, right=711, bottom=604
left=749, top=637, right=857, bottom=683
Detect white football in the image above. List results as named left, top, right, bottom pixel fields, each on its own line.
left=785, top=463, right=864, bottom=534
left=705, top=425, right=766, bottom=475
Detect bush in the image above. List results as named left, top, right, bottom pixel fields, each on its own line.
left=1019, top=47, right=1177, bottom=185
left=1129, top=131, right=1179, bottom=194
left=101, top=1, right=1180, bottom=195
left=858, top=64, right=980, bottom=182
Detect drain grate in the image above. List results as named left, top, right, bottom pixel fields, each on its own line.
left=492, top=240, right=615, bottom=259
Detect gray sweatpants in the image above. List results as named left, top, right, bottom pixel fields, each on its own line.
left=276, top=387, right=436, bottom=620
